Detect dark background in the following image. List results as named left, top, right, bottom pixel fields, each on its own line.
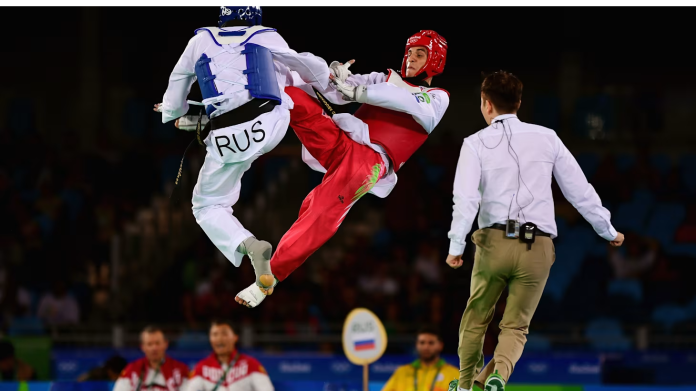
left=1, top=6, right=696, bottom=380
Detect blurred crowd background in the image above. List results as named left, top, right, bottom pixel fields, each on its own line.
left=1, top=6, right=696, bottom=382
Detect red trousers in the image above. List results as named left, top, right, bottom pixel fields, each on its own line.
left=270, top=87, right=385, bottom=281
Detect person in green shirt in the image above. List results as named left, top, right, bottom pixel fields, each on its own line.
left=0, top=340, right=36, bottom=381
left=382, top=327, right=459, bottom=391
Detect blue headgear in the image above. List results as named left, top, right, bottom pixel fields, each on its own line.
left=218, top=6, right=262, bottom=27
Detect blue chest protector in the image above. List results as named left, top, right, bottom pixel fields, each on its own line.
left=194, top=38, right=282, bottom=118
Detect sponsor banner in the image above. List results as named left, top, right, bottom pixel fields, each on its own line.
left=2, top=382, right=695, bottom=391
left=54, top=350, right=696, bottom=385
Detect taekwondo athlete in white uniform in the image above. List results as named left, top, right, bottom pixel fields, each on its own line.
left=154, top=6, right=330, bottom=294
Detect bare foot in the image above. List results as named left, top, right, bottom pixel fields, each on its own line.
left=235, top=296, right=251, bottom=308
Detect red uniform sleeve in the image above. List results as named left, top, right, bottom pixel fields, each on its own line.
left=190, top=362, right=205, bottom=378
left=241, top=355, right=265, bottom=374
left=119, top=362, right=137, bottom=379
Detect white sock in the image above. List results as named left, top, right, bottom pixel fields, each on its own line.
left=458, top=388, right=471, bottom=391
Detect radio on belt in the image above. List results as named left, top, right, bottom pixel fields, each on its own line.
left=520, top=222, right=537, bottom=250
left=505, top=219, right=520, bottom=238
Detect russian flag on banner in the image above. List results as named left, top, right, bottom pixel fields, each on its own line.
left=352, top=332, right=376, bottom=351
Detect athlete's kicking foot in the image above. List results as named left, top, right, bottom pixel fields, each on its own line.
left=235, top=30, right=449, bottom=308
left=235, top=279, right=277, bottom=308
left=234, top=237, right=277, bottom=308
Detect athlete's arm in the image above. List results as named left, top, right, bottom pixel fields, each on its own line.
left=344, top=71, right=387, bottom=86
left=260, top=32, right=331, bottom=90
left=161, top=36, right=199, bottom=123
left=362, top=83, right=449, bottom=133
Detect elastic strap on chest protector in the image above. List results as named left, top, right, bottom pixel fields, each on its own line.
left=241, top=43, right=282, bottom=104
left=194, top=53, right=222, bottom=117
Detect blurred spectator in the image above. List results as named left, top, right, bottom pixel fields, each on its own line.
left=188, top=320, right=273, bottom=391
left=37, top=281, right=80, bottom=326
left=381, top=327, right=458, bottom=391
left=0, top=271, right=32, bottom=324
left=358, top=263, right=399, bottom=296
left=414, top=242, right=443, bottom=286
left=629, top=149, right=661, bottom=192
left=194, top=274, right=236, bottom=321
left=609, top=234, right=658, bottom=280
left=593, top=155, right=630, bottom=203
left=113, top=326, right=189, bottom=391
left=0, top=340, right=36, bottom=381
left=78, top=355, right=127, bottom=381
left=675, top=203, right=696, bottom=243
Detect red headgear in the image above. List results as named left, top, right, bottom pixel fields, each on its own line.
left=401, top=30, right=448, bottom=79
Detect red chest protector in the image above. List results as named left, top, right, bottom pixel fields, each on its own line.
left=354, top=70, right=428, bottom=172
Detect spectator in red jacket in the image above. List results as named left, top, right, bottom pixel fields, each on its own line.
left=186, top=320, right=272, bottom=391
left=113, top=326, right=190, bottom=391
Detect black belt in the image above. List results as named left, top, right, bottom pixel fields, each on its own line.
left=210, top=98, right=278, bottom=130
left=170, top=98, right=278, bottom=201
left=488, top=223, right=552, bottom=237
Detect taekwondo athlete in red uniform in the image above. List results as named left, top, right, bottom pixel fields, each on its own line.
left=236, top=30, right=450, bottom=307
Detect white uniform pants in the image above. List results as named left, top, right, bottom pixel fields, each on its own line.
left=192, top=105, right=290, bottom=267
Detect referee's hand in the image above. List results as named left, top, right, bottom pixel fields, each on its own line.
left=446, top=254, right=464, bottom=269
left=610, top=232, right=625, bottom=247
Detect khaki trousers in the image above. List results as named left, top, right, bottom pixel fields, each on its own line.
left=457, top=228, right=555, bottom=390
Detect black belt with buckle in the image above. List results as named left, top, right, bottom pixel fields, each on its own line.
left=210, top=98, right=278, bottom=130
left=489, top=223, right=552, bottom=237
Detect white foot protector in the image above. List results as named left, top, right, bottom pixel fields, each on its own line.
left=236, top=283, right=269, bottom=308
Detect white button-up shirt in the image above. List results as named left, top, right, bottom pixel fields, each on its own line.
left=447, top=114, right=617, bottom=256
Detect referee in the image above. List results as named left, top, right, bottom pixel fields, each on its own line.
left=445, top=71, right=624, bottom=391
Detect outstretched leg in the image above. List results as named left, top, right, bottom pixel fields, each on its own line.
left=235, top=87, right=384, bottom=307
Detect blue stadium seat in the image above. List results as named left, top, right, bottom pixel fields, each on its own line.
left=545, top=242, right=585, bottom=301
left=8, top=98, right=36, bottom=136
left=632, top=189, right=654, bottom=206
left=152, top=112, right=175, bottom=141
left=645, top=203, right=686, bottom=247
left=263, top=157, right=289, bottom=186
left=8, top=317, right=45, bottom=336
left=584, top=318, right=632, bottom=351
left=176, top=331, right=209, bottom=350
left=161, top=155, right=182, bottom=190
left=123, top=98, right=150, bottom=138
left=555, top=217, right=568, bottom=237
left=679, top=154, right=696, bottom=193
left=525, top=334, right=551, bottom=352
left=607, top=279, right=643, bottom=302
left=589, top=241, right=609, bottom=257
left=652, top=304, right=688, bottom=332
left=686, top=297, right=696, bottom=320
left=544, top=277, right=568, bottom=302
left=666, top=244, right=696, bottom=257
left=615, top=154, right=636, bottom=172
left=650, top=154, right=672, bottom=176
left=532, top=95, right=561, bottom=131
left=575, top=153, right=600, bottom=180
left=612, top=189, right=656, bottom=233
left=50, top=382, right=113, bottom=391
